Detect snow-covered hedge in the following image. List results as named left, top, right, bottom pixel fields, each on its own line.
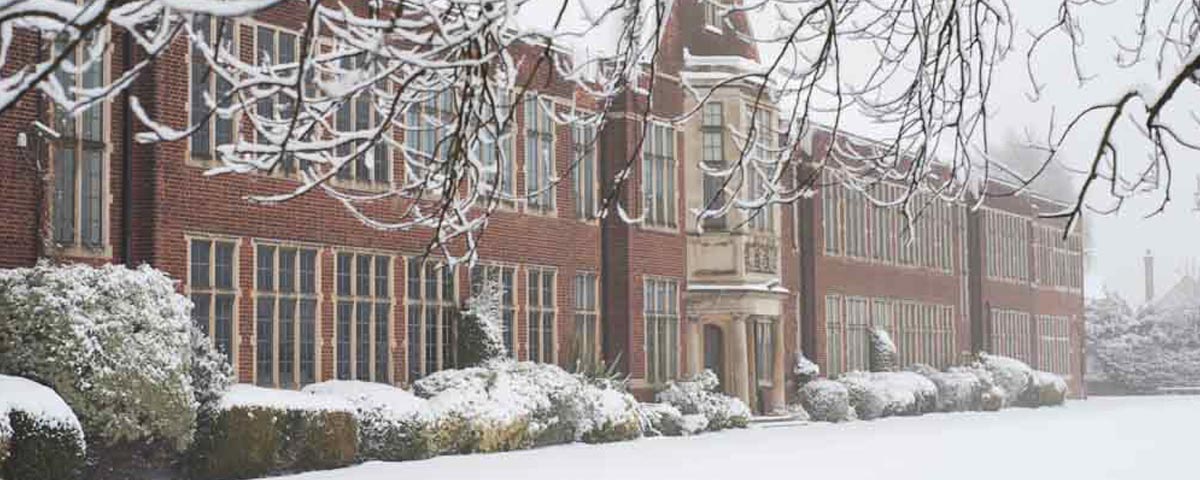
left=978, top=354, right=1035, bottom=407
left=909, top=364, right=986, bottom=412
left=637, top=403, right=707, bottom=437
left=0, top=263, right=232, bottom=452
left=799, top=379, right=853, bottom=422
left=975, top=354, right=1068, bottom=408
left=303, top=381, right=432, bottom=462
left=188, top=386, right=357, bottom=480
left=414, top=360, right=641, bottom=454
left=1029, top=371, right=1068, bottom=407
left=0, top=375, right=86, bottom=480
left=655, top=370, right=751, bottom=431
left=836, top=371, right=938, bottom=420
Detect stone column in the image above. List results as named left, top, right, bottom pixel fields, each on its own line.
left=769, top=316, right=787, bottom=413
left=686, top=315, right=702, bottom=377
left=728, top=314, right=752, bottom=407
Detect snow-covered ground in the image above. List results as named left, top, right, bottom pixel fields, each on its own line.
left=259, top=396, right=1197, bottom=480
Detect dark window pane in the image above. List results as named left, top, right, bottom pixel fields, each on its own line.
left=280, top=299, right=296, bottom=384
left=191, top=293, right=211, bottom=335
left=407, top=259, right=421, bottom=299
left=215, top=242, right=235, bottom=289
left=337, top=253, right=352, bottom=296
left=424, top=308, right=438, bottom=373
left=299, top=299, right=317, bottom=385
left=191, top=240, right=211, bottom=288
left=215, top=294, right=235, bottom=364
left=356, top=301, right=370, bottom=380
left=407, top=304, right=421, bottom=380
left=299, top=249, right=316, bottom=294
left=356, top=255, right=371, bottom=297
left=279, top=248, right=296, bottom=293
left=257, top=246, right=276, bottom=291
left=337, top=301, right=352, bottom=380
left=53, top=148, right=76, bottom=244
left=256, top=297, right=275, bottom=387
left=375, top=256, right=389, bottom=298
left=81, top=149, right=103, bottom=247
left=374, top=302, right=389, bottom=383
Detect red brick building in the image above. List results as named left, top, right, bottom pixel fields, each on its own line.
left=0, top=0, right=1086, bottom=414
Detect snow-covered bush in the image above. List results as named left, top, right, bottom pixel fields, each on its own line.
left=189, top=386, right=357, bottom=480
left=978, top=354, right=1035, bottom=407
left=303, top=381, right=432, bottom=461
left=655, top=370, right=751, bottom=431
left=799, top=379, right=853, bottom=422
left=415, top=360, right=641, bottom=453
left=1029, top=371, right=1068, bottom=407
left=910, top=364, right=986, bottom=412
left=0, top=375, right=86, bottom=480
left=837, top=371, right=938, bottom=420
left=869, top=328, right=899, bottom=372
left=1087, top=293, right=1200, bottom=392
left=0, top=263, right=231, bottom=451
left=457, top=279, right=507, bottom=367
left=793, top=352, right=820, bottom=385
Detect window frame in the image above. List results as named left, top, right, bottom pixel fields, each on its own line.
left=573, top=271, right=600, bottom=368
left=523, top=94, right=557, bottom=213
left=405, top=257, right=459, bottom=382
left=571, top=121, right=599, bottom=221
left=643, top=277, right=680, bottom=384
left=251, top=23, right=305, bottom=178
left=187, top=235, right=241, bottom=372
left=332, top=250, right=395, bottom=384
left=641, top=121, right=678, bottom=229
left=49, top=26, right=110, bottom=256
left=526, top=266, right=558, bottom=364
left=188, top=14, right=239, bottom=164
left=700, top=101, right=728, bottom=231
left=331, top=51, right=393, bottom=190
left=252, top=241, right=322, bottom=388
left=702, top=0, right=724, bottom=33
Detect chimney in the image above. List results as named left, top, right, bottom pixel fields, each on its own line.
left=1144, top=250, right=1155, bottom=304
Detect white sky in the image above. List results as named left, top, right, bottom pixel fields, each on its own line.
left=982, top=0, right=1200, bottom=305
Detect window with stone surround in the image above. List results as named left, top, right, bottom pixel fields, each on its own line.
left=524, top=95, right=556, bottom=211
left=1037, top=314, right=1072, bottom=376
left=572, top=123, right=598, bottom=219
left=190, top=238, right=238, bottom=366
left=406, top=258, right=457, bottom=381
left=526, top=266, right=557, bottom=363
left=644, top=278, right=679, bottom=384
left=51, top=30, right=107, bottom=251
left=334, top=251, right=392, bottom=383
left=990, top=308, right=1033, bottom=363
left=642, top=122, right=677, bottom=228
left=254, top=243, right=319, bottom=388
left=573, top=272, right=600, bottom=367
left=701, top=102, right=727, bottom=231
left=190, top=14, right=236, bottom=161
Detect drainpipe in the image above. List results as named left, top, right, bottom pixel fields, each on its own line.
left=120, top=29, right=133, bottom=264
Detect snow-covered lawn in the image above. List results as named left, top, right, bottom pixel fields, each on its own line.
left=258, top=396, right=1196, bottom=480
